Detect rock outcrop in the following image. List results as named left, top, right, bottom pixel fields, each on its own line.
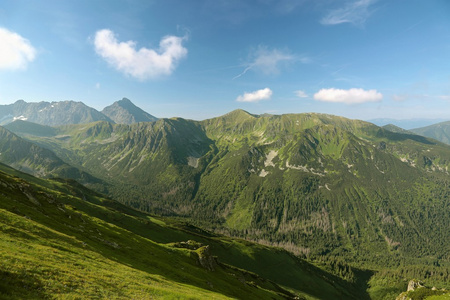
left=396, top=279, right=449, bottom=300
left=169, top=240, right=218, bottom=271
left=196, top=245, right=217, bottom=271
left=407, top=279, right=423, bottom=291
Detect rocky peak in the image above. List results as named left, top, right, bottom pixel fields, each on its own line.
left=101, top=98, right=158, bottom=124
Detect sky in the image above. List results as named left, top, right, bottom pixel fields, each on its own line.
left=1, top=0, right=450, bottom=121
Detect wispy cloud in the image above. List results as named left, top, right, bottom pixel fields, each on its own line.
left=392, top=93, right=450, bottom=102
left=0, top=27, right=36, bottom=70
left=234, top=46, right=303, bottom=79
left=94, top=29, right=187, bottom=80
left=295, top=90, right=308, bottom=98
left=438, top=95, right=450, bottom=101
left=314, top=88, right=382, bottom=104
left=236, top=88, right=273, bottom=103
left=320, top=0, right=377, bottom=26
left=201, top=0, right=307, bottom=25
left=392, top=94, right=407, bottom=102
left=262, top=0, right=308, bottom=14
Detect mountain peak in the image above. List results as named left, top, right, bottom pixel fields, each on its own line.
left=222, top=109, right=257, bottom=121
left=117, top=97, right=133, bottom=105
left=101, top=98, right=158, bottom=124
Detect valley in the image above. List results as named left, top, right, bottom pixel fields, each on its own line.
left=1, top=99, right=450, bottom=299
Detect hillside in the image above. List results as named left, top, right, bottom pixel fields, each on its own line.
left=382, top=124, right=413, bottom=134
left=411, top=121, right=450, bottom=145
left=4, top=110, right=450, bottom=299
left=0, top=125, right=101, bottom=185
left=0, top=162, right=369, bottom=299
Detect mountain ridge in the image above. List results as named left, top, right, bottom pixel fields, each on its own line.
left=0, top=100, right=113, bottom=126
left=368, top=118, right=447, bottom=130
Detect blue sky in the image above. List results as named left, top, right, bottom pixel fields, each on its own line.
left=1, top=0, right=450, bottom=121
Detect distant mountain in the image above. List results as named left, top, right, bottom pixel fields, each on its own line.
left=0, top=100, right=113, bottom=126
left=0, top=98, right=156, bottom=126
left=368, top=118, right=446, bottom=129
left=381, top=124, right=413, bottom=134
left=102, top=98, right=158, bottom=124
left=410, top=121, right=450, bottom=145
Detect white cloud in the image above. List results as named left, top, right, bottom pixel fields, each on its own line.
left=94, top=29, right=187, bottom=80
left=236, top=88, right=273, bottom=103
left=0, top=27, right=36, bottom=70
left=234, top=46, right=298, bottom=79
left=295, top=90, right=308, bottom=98
left=313, top=88, right=382, bottom=104
left=95, top=83, right=101, bottom=89
left=320, top=0, right=377, bottom=26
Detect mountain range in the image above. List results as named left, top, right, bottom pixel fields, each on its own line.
left=368, top=118, right=447, bottom=130
left=1, top=99, right=450, bottom=299
left=0, top=98, right=157, bottom=126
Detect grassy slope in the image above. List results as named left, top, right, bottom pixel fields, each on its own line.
left=4, top=113, right=450, bottom=298
left=0, top=163, right=364, bottom=299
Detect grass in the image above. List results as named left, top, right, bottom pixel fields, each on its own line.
left=0, top=164, right=369, bottom=299
left=0, top=169, right=294, bottom=299
left=0, top=209, right=230, bottom=299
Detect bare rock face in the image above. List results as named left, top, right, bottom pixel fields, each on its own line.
left=407, top=279, right=423, bottom=291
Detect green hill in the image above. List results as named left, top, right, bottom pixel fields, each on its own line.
left=381, top=124, right=413, bottom=134
left=4, top=120, right=57, bottom=137
left=0, top=125, right=102, bottom=185
left=411, top=121, right=450, bottom=145
left=0, top=162, right=369, bottom=299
